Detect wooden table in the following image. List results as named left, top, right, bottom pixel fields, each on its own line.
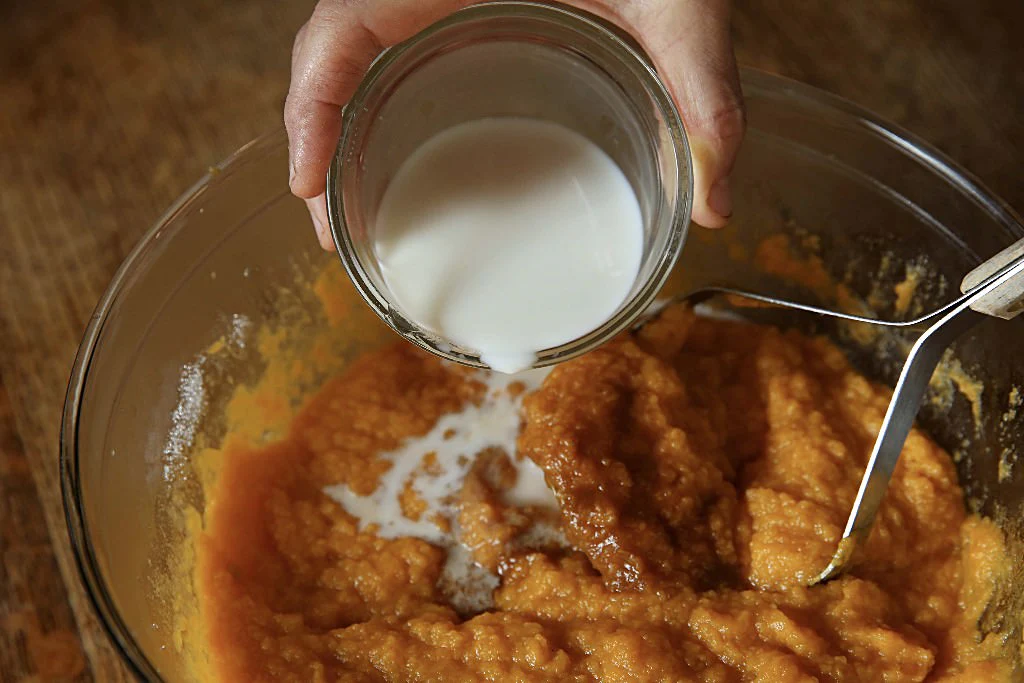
left=0, top=0, right=1021, bottom=680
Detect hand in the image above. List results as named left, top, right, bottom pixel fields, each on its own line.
left=286, top=0, right=745, bottom=250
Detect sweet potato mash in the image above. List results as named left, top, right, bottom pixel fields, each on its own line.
left=197, top=304, right=1010, bottom=681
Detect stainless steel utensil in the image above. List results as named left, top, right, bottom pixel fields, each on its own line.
left=641, top=238, right=1024, bottom=584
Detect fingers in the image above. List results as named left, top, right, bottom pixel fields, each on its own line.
left=287, top=0, right=743, bottom=253
left=629, top=0, right=745, bottom=228
left=286, top=0, right=477, bottom=250
left=285, top=0, right=474, bottom=200
left=305, top=193, right=333, bottom=250
left=286, top=4, right=378, bottom=200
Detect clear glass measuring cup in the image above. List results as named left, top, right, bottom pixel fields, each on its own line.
left=326, top=1, right=693, bottom=370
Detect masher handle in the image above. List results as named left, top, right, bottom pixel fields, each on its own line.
left=960, top=237, right=1024, bottom=320
left=815, top=237, right=1024, bottom=584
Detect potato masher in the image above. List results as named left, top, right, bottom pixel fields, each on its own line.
left=642, top=238, right=1024, bottom=584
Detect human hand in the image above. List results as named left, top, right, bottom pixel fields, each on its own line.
left=285, top=0, right=744, bottom=250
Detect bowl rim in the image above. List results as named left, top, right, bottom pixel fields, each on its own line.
left=60, top=68, right=1024, bottom=681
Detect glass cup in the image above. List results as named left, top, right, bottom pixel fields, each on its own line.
left=326, top=1, right=693, bottom=371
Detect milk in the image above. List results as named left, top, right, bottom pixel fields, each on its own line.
left=375, top=117, right=644, bottom=374
left=324, top=367, right=564, bottom=613
left=323, top=367, right=557, bottom=546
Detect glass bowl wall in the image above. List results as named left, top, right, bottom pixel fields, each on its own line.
left=62, top=69, right=1024, bottom=680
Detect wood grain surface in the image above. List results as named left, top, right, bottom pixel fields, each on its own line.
left=0, top=0, right=1021, bottom=680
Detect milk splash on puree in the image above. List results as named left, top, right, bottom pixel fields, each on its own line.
left=375, top=117, right=644, bottom=373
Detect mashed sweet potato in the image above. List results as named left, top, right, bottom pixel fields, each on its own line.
left=197, top=305, right=1010, bottom=682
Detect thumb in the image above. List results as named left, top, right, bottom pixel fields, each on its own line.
left=635, top=0, right=744, bottom=228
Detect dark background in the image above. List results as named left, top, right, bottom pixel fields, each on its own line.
left=0, top=0, right=1021, bottom=679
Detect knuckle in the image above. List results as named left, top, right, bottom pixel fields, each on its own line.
left=292, top=22, right=309, bottom=59
left=699, top=98, right=746, bottom=146
left=293, top=2, right=379, bottom=107
left=283, top=95, right=305, bottom=130
left=307, top=55, right=364, bottom=105
left=310, top=0, right=366, bottom=32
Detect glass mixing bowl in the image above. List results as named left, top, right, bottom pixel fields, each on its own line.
left=62, top=69, right=1024, bottom=681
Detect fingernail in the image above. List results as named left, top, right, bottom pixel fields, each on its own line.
left=312, top=213, right=331, bottom=248
left=707, top=178, right=733, bottom=219
left=313, top=215, right=334, bottom=251
left=309, top=199, right=333, bottom=250
left=288, top=158, right=296, bottom=188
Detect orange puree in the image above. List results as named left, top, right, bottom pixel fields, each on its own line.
left=198, top=305, right=1011, bottom=682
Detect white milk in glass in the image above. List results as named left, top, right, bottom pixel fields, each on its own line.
left=374, top=117, right=643, bottom=373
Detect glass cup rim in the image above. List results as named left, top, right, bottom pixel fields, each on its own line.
left=326, top=0, right=694, bottom=371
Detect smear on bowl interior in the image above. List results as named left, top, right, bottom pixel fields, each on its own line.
left=191, top=263, right=1015, bottom=682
